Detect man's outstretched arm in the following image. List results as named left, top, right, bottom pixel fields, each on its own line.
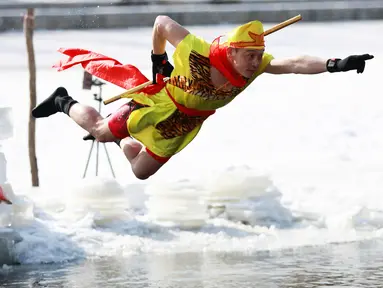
left=264, top=54, right=374, bottom=75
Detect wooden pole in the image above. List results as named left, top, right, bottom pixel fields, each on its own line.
left=264, top=14, right=302, bottom=36
left=24, top=8, right=39, bottom=187
left=103, top=80, right=152, bottom=105
left=103, top=78, right=169, bottom=105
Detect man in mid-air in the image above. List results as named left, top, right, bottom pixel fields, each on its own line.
left=32, top=15, right=374, bottom=180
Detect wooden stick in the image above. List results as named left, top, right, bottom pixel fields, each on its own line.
left=103, top=77, right=169, bottom=105
left=264, top=15, right=302, bottom=36
left=103, top=15, right=302, bottom=105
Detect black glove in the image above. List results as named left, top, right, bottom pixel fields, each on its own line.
left=151, top=51, right=174, bottom=84
left=326, top=54, right=374, bottom=74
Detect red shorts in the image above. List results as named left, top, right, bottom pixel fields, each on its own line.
left=108, top=101, right=141, bottom=139
left=108, top=101, right=171, bottom=164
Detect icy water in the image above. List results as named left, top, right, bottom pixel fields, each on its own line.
left=0, top=20, right=383, bottom=286
left=2, top=239, right=383, bottom=287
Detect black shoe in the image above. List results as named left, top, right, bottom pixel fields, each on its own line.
left=32, top=87, right=77, bottom=118
left=83, top=133, right=95, bottom=141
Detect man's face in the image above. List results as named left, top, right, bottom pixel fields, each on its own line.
left=227, top=47, right=264, bottom=78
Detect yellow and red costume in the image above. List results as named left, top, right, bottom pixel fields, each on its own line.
left=54, top=20, right=274, bottom=163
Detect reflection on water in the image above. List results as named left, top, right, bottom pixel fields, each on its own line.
left=1, top=239, right=383, bottom=287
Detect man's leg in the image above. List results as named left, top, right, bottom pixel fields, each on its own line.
left=68, top=103, right=116, bottom=142
left=32, top=87, right=116, bottom=142
left=119, top=137, right=165, bottom=180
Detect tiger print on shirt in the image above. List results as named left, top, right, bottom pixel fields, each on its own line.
left=155, top=50, right=242, bottom=139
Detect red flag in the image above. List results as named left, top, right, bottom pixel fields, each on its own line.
left=53, top=48, right=165, bottom=95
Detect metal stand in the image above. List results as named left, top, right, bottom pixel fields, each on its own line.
left=82, top=79, right=115, bottom=178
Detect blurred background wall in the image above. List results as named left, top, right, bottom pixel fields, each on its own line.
left=0, top=0, right=382, bottom=32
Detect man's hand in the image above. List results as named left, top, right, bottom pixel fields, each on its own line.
left=326, top=54, right=374, bottom=74
left=151, top=51, right=174, bottom=84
